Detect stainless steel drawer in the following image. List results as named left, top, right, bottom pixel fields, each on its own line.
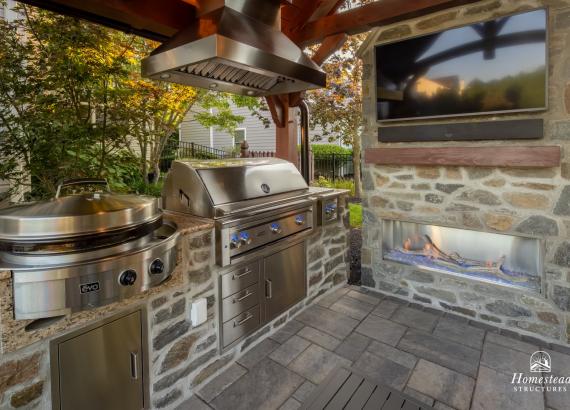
left=221, top=262, right=259, bottom=298
left=222, top=305, right=260, bottom=348
left=222, top=284, right=259, bottom=321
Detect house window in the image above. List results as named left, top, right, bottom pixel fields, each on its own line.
left=234, top=128, right=246, bottom=149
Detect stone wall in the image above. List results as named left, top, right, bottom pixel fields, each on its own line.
left=0, top=201, right=350, bottom=410
left=307, top=201, right=351, bottom=301
left=149, top=200, right=351, bottom=409
left=359, top=0, right=570, bottom=345
left=0, top=219, right=213, bottom=410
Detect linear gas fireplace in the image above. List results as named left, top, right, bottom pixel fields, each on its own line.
left=382, top=220, right=543, bottom=293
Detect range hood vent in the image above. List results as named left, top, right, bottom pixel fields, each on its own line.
left=141, top=0, right=326, bottom=96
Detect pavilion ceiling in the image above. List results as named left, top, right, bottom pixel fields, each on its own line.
left=16, top=0, right=481, bottom=46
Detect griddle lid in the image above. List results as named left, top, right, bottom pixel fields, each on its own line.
left=0, top=192, right=160, bottom=241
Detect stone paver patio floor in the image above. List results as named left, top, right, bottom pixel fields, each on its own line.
left=176, top=286, right=570, bottom=410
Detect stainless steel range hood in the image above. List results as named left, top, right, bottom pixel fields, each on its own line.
left=141, top=0, right=326, bottom=96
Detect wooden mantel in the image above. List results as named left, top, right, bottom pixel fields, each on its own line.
left=364, top=146, right=562, bottom=168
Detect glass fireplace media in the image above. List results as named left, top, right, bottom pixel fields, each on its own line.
left=382, top=220, right=543, bottom=293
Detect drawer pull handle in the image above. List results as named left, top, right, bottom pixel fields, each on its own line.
left=234, top=313, right=253, bottom=327
left=232, top=269, right=251, bottom=280
left=130, top=352, right=138, bottom=380
left=233, top=290, right=253, bottom=303
left=265, top=279, right=272, bottom=299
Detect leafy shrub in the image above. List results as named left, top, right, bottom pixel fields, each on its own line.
left=130, top=178, right=164, bottom=197
left=348, top=203, right=362, bottom=228
left=311, top=145, right=352, bottom=156
left=311, top=176, right=355, bottom=196
left=297, top=145, right=352, bottom=155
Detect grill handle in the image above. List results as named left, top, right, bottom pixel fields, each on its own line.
left=55, top=178, right=110, bottom=198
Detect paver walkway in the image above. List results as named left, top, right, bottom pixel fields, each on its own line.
left=177, top=286, right=570, bottom=410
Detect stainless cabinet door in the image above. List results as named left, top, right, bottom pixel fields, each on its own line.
left=57, top=311, right=144, bottom=410
left=264, top=242, right=306, bottom=321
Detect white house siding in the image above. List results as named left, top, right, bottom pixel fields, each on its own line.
left=179, top=102, right=349, bottom=153
left=179, top=117, right=211, bottom=147
left=179, top=104, right=274, bottom=152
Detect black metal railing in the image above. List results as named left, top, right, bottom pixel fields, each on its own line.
left=160, top=142, right=235, bottom=171
left=313, top=153, right=353, bottom=180
left=160, top=142, right=354, bottom=181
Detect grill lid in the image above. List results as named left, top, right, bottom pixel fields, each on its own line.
left=0, top=192, right=161, bottom=242
left=162, top=158, right=309, bottom=218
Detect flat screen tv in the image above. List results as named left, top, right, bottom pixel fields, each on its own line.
left=375, top=8, right=547, bottom=122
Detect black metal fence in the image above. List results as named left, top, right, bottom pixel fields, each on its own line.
left=159, top=142, right=234, bottom=172
left=160, top=142, right=354, bottom=181
left=313, top=153, right=353, bottom=180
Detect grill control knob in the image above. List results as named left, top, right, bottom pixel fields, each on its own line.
left=119, top=269, right=137, bottom=286
left=270, top=222, right=282, bottom=234
left=295, top=215, right=305, bottom=225
left=149, top=259, right=165, bottom=275
left=239, top=232, right=252, bottom=245
left=325, top=204, right=337, bottom=216
left=230, top=233, right=240, bottom=249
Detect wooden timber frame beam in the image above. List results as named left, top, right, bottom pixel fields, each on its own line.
left=282, top=0, right=345, bottom=37
left=290, top=0, right=482, bottom=46
left=15, top=0, right=196, bottom=42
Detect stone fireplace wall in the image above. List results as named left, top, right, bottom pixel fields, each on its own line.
left=359, top=0, right=570, bottom=344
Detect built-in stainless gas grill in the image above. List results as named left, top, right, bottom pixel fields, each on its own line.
left=163, top=158, right=340, bottom=349
left=163, top=158, right=317, bottom=267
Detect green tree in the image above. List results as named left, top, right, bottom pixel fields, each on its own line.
left=307, top=33, right=365, bottom=197
left=123, top=39, right=268, bottom=184
left=0, top=4, right=267, bottom=198
left=0, top=4, right=134, bottom=198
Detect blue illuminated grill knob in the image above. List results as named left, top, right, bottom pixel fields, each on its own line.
left=270, top=222, right=282, bottom=234
left=295, top=215, right=305, bottom=225
left=239, top=231, right=252, bottom=245
left=230, top=233, right=240, bottom=249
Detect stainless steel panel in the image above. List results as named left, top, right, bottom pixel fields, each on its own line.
left=0, top=192, right=160, bottom=241
left=263, top=242, right=306, bottom=321
left=222, top=305, right=260, bottom=347
left=196, top=159, right=307, bottom=205
left=318, top=197, right=340, bottom=226
left=12, top=232, right=178, bottom=319
left=216, top=200, right=314, bottom=266
left=141, top=1, right=326, bottom=96
left=227, top=209, right=312, bottom=258
left=221, top=262, right=260, bottom=298
left=54, top=310, right=144, bottom=410
left=2, top=222, right=177, bottom=269
left=162, top=158, right=309, bottom=219
left=221, top=283, right=259, bottom=321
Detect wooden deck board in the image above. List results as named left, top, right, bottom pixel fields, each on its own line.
left=302, top=367, right=434, bottom=410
